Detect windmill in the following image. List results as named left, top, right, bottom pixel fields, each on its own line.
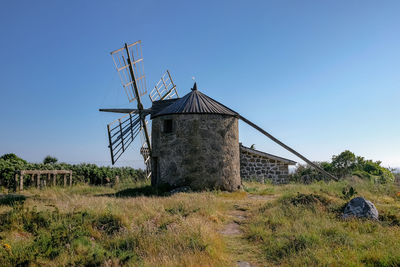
left=99, top=40, right=179, bottom=178
left=100, top=40, right=338, bottom=187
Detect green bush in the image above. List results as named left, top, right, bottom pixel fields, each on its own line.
left=0, top=206, right=140, bottom=266
left=0, top=153, right=147, bottom=190
left=43, top=156, right=58, bottom=164
left=0, top=194, right=26, bottom=206
left=290, top=150, right=394, bottom=183
left=94, top=212, right=123, bottom=235
left=106, top=236, right=140, bottom=264
left=0, top=154, right=27, bottom=189
left=263, top=233, right=319, bottom=262
left=290, top=161, right=332, bottom=183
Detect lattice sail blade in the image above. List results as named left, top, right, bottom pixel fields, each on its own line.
left=107, top=112, right=142, bottom=165
left=111, top=40, right=147, bottom=103
left=139, top=121, right=152, bottom=179
left=149, top=70, right=179, bottom=102
left=140, top=142, right=151, bottom=179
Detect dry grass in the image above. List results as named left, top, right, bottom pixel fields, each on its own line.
left=0, top=178, right=399, bottom=266
left=242, top=179, right=400, bottom=266
left=0, top=183, right=232, bottom=266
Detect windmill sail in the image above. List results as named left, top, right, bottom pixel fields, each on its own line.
left=102, top=40, right=180, bottom=179
left=107, top=112, right=142, bottom=165
left=111, top=40, right=147, bottom=103
left=99, top=108, right=137, bottom=114
left=140, top=135, right=152, bottom=179
left=149, top=70, right=179, bottom=102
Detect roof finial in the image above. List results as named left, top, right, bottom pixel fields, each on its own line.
left=191, top=82, right=197, bottom=91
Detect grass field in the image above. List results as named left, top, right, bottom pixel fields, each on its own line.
left=0, top=178, right=399, bottom=266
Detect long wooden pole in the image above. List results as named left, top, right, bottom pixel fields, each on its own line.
left=124, top=43, right=152, bottom=155
left=15, top=173, right=18, bottom=191
left=20, top=173, right=23, bottom=191
left=238, top=115, right=338, bottom=181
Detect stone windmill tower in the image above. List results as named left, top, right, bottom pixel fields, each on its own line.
left=100, top=40, right=338, bottom=192
left=150, top=83, right=241, bottom=191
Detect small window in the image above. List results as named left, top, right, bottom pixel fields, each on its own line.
left=163, top=119, right=173, bottom=133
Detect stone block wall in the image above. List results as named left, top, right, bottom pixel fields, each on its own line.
left=151, top=114, right=241, bottom=191
left=240, top=147, right=292, bottom=184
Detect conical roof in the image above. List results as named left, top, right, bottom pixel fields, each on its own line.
left=152, top=83, right=238, bottom=118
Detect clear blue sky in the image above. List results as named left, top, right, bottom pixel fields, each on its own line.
left=0, top=0, right=399, bottom=168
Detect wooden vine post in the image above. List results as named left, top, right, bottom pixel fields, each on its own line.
left=16, top=170, right=73, bottom=191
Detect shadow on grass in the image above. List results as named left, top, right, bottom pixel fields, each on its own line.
left=0, top=194, right=26, bottom=206
left=97, top=184, right=171, bottom=198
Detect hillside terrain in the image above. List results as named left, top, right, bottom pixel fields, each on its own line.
left=0, top=178, right=399, bottom=266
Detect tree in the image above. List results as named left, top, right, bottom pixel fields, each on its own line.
left=0, top=153, right=27, bottom=189
left=331, top=150, right=357, bottom=178
left=43, top=156, right=58, bottom=164
left=0, top=153, right=27, bottom=163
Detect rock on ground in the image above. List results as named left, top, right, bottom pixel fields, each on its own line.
left=342, top=197, right=379, bottom=220
left=169, top=186, right=191, bottom=195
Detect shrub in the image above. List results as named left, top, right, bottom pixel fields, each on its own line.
left=341, top=186, right=357, bottom=200
left=0, top=206, right=122, bottom=265
left=69, top=237, right=108, bottom=266
left=290, top=151, right=394, bottom=184
left=290, top=162, right=331, bottom=183
left=264, top=234, right=318, bottom=262
left=43, top=156, right=58, bottom=164
left=106, top=236, right=140, bottom=264
left=0, top=154, right=27, bottom=189
left=0, top=153, right=147, bottom=190
left=286, top=193, right=330, bottom=208
left=94, top=212, right=123, bottom=235
left=0, top=194, right=26, bottom=206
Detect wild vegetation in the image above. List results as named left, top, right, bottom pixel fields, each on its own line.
left=0, top=154, right=146, bottom=190
left=243, top=180, right=400, bottom=266
left=0, top=151, right=398, bottom=266
left=0, top=182, right=230, bottom=266
left=291, top=150, right=395, bottom=184
left=0, top=177, right=398, bottom=266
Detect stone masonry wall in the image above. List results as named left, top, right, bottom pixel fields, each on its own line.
left=240, top=149, right=290, bottom=184
left=151, top=114, right=241, bottom=191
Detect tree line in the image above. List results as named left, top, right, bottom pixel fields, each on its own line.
left=291, top=150, right=395, bottom=183
left=0, top=151, right=396, bottom=190
left=0, top=154, right=146, bottom=189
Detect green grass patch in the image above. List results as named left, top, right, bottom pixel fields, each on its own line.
left=242, top=179, right=400, bottom=266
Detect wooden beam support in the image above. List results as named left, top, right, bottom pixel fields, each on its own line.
left=15, top=173, right=19, bottom=191
left=20, top=173, right=23, bottom=191
left=15, top=170, right=73, bottom=189
left=238, top=115, right=338, bottom=181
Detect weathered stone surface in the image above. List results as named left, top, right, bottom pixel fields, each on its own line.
left=152, top=114, right=241, bottom=191
left=237, top=261, right=251, bottom=267
left=342, top=197, right=379, bottom=220
left=240, top=149, right=290, bottom=184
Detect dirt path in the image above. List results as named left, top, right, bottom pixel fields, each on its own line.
left=219, top=193, right=277, bottom=267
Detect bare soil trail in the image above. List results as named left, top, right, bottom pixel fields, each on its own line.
left=219, top=193, right=278, bottom=267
